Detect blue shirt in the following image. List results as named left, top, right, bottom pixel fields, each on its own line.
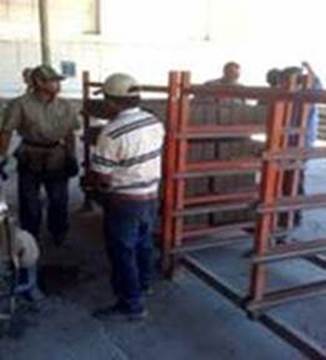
left=305, top=77, right=322, bottom=147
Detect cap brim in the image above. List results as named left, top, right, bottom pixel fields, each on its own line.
left=92, top=86, right=140, bottom=97
left=45, top=75, right=65, bottom=81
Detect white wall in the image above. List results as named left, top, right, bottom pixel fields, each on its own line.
left=0, top=0, right=326, bottom=97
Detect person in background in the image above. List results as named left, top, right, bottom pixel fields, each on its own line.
left=0, top=183, right=43, bottom=303
left=279, top=63, right=322, bottom=230
left=0, top=65, right=80, bottom=245
left=14, top=227, right=43, bottom=302
left=204, top=61, right=243, bottom=105
left=205, top=61, right=242, bottom=86
left=90, top=73, right=165, bottom=321
left=302, top=62, right=322, bottom=148
left=280, top=63, right=322, bottom=147
left=266, top=68, right=282, bottom=88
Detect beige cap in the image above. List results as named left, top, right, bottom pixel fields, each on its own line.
left=32, top=65, right=65, bottom=81
left=98, top=73, right=140, bottom=97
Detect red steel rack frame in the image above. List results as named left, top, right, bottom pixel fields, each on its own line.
left=162, top=71, right=326, bottom=359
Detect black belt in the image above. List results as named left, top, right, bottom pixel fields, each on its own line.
left=22, top=139, right=60, bottom=148
left=107, top=192, right=158, bottom=202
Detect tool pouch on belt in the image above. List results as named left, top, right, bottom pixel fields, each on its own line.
left=64, top=156, right=79, bottom=178
left=16, top=143, right=66, bottom=176
left=16, top=142, right=79, bottom=179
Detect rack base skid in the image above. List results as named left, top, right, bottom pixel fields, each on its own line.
left=181, top=255, right=326, bottom=360
left=247, top=280, right=326, bottom=313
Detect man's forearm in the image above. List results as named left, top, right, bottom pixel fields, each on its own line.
left=0, top=132, right=12, bottom=156
left=302, top=62, right=317, bottom=79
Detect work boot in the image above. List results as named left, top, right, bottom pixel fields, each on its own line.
left=92, top=302, right=148, bottom=322
left=23, top=287, right=45, bottom=303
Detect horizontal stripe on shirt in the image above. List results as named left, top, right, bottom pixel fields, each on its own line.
left=92, top=154, right=116, bottom=168
left=119, top=148, right=162, bottom=166
left=108, top=116, right=159, bottom=139
left=92, top=107, right=165, bottom=195
left=92, top=147, right=162, bottom=168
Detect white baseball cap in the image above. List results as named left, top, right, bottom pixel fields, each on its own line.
left=97, top=73, right=140, bottom=97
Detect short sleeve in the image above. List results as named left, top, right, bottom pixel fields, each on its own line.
left=1, top=99, right=23, bottom=133
left=0, top=104, right=5, bottom=129
left=91, top=130, right=122, bottom=175
left=67, top=103, right=81, bottom=131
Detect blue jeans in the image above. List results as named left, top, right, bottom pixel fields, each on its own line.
left=18, top=169, right=69, bottom=240
left=103, top=197, right=158, bottom=313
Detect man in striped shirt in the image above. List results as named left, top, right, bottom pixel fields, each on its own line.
left=91, top=73, right=165, bottom=320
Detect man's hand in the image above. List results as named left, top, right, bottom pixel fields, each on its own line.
left=65, top=156, right=79, bottom=178
left=0, top=156, right=8, bottom=181
left=80, top=171, right=98, bottom=191
left=0, top=132, right=11, bottom=156
left=302, top=61, right=314, bottom=75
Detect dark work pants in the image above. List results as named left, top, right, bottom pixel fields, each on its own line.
left=15, top=266, right=37, bottom=296
left=18, top=169, right=69, bottom=240
left=103, top=197, right=158, bottom=313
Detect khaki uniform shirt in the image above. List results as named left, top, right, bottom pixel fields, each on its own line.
left=1, top=93, right=80, bottom=143
left=204, top=78, right=244, bottom=105
left=1, top=93, right=80, bottom=172
left=204, top=78, right=234, bottom=86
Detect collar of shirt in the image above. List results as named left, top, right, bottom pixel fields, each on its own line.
left=117, top=107, right=141, bottom=118
left=32, top=92, right=58, bottom=105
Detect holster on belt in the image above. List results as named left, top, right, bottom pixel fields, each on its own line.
left=16, top=141, right=66, bottom=174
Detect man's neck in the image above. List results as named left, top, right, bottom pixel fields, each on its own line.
left=119, top=107, right=140, bottom=115
left=34, top=90, right=55, bottom=103
left=110, top=107, right=139, bottom=121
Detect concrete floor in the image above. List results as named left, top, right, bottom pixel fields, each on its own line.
left=1, top=160, right=326, bottom=360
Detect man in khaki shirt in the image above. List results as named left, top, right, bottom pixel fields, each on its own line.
left=205, top=61, right=241, bottom=87
left=204, top=61, right=244, bottom=105
left=0, top=65, right=80, bottom=245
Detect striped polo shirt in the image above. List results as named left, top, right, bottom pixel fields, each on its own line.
left=92, top=107, right=165, bottom=196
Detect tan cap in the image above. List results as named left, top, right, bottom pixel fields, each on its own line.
left=32, top=65, right=65, bottom=81
left=98, top=73, right=140, bottom=97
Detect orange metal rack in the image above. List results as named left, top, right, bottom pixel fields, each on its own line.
left=162, top=71, right=326, bottom=359
left=248, top=74, right=326, bottom=313
left=162, top=72, right=265, bottom=271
